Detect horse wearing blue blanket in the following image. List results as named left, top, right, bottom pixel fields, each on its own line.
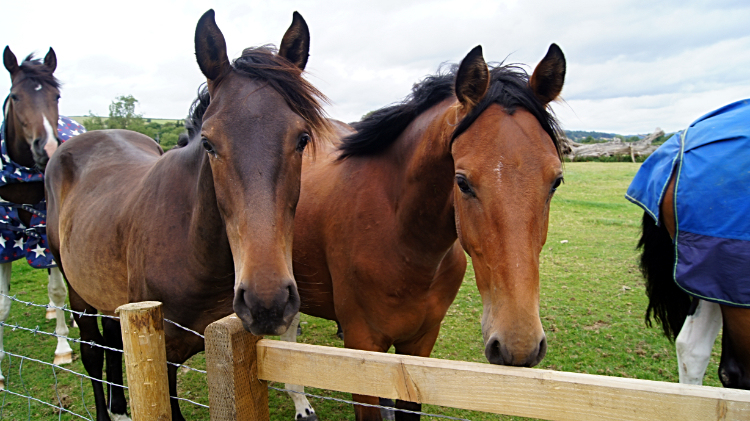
left=627, top=99, right=750, bottom=389
left=0, top=46, right=86, bottom=389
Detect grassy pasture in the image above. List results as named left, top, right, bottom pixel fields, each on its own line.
left=0, top=162, right=722, bottom=420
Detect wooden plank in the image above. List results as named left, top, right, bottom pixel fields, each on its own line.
left=116, top=301, right=171, bottom=421
left=257, top=339, right=750, bottom=421
left=205, top=314, right=269, bottom=421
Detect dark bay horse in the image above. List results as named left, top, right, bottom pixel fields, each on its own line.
left=287, top=44, right=566, bottom=420
left=632, top=99, right=750, bottom=389
left=45, top=10, right=330, bottom=421
left=1, top=46, right=74, bottom=388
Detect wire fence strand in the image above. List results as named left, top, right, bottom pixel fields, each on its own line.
left=269, top=385, right=473, bottom=421
left=0, top=293, right=467, bottom=419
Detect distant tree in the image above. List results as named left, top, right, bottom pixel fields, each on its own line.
left=83, top=111, right=106, bottom=130
left=80, top=95, right=188, bottom=151
left=107, top=95, right=143, bottom=130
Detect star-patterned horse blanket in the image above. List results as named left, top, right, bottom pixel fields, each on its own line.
left=0, top=116, right=86, bottom=268
left=626, top=99, right=750, bottom=307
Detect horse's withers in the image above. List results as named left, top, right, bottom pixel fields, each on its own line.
left=451, top=45, right=565, bottom=367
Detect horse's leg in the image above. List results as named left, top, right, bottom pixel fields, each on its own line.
left=675, top=299, right=722, bottom=384
left=69, top=285, right=111, bottom=421
left=391, top=325, right=442, bottom=421
left=101, top=317, right=130, bottom=421
left=343, top=323, right=389, bottom=421
left=718, top=306, right=750, bottom=389
left=167, top=362, right=187, bottom=421
left=46, top=268, right=57, bottom=319
left=48, top=267, right=73, bottom=365
left=0, top=262, right=11, bottom=389
left=280, top=312, right=318, bottom=421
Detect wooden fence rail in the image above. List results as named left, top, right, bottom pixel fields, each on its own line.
left=203, top=313, right=750, bottom=421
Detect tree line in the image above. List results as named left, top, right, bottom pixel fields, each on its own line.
left=82, top=95, right=185, bottom=151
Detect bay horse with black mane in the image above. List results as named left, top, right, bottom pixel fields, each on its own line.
left=284, top=44, right=565, bottom=420
left=1, top=46, right=81, bottom=389
left=45, top=10, right=330, bottom=421
left=629, top=99, right=750, bottom=390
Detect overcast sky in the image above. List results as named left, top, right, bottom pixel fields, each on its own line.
left=2, top=0, right=749, bottom=134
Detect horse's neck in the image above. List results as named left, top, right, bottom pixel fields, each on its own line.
left=392, top=99, right=459, bottom=254
left=4, top=106, right=35, bottom=168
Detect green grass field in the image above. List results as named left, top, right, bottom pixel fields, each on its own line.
left=0, top=162, right=723, bottom=420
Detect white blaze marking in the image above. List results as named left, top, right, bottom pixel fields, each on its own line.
left=43, top=115, right=58, bottom=158
left=34, top=84, right=42, bottom=91
left=494, top=160, right=504, bottom=184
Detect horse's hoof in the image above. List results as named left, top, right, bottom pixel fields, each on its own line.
left=53, top=351, right=72, bottom=365
left=298, top=415, right=318, bottom=421
left=108, top=410, right=132, bottom=421
left=45, top=308, right=56, bottom=320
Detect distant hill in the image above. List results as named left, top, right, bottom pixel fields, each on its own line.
left=564, top=130, right=621, bottom=141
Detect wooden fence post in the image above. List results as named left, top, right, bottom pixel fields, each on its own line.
left=116, top=301, right=172, bottom=421
left=205, top=313, right=269, bottom=421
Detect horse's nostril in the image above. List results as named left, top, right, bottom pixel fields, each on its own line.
left=485, top=337, right=504, bottom=365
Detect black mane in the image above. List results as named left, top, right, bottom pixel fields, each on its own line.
left=338, top=68, right=456, bottom=160
left=178, top=84, right=210, bottom=148
left=178, top=46, right=330, bottom=149
left=338, top=63, right=563, bottom=160
left=17, top=54, right=60, bottom=89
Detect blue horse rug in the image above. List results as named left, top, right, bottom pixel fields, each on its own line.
left=626, top=99, right=750, bottom=307
left=0, top=116, right=86, bottom=268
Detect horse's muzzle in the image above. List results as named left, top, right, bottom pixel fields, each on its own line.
left=233, top=280, right=300, bottom=336
left=484, top=334, right=547, bottom=367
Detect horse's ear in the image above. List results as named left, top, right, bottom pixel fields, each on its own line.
left=195, top=9, right=230, bottom=83
left=278, top=12, right=310, bottom=70
left=455, top=46, right=490, bottom=109
left=3, top=46, right=19, bottom=78
left=529, top=43, right=566, bottom=105
left=43, top=48, right=57, bottom=74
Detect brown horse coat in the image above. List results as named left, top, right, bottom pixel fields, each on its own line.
left=293, top=45, right=565, bottom=420
left=45, top=10, right=329, bottom=421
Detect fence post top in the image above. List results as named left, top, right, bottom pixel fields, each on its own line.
left=115, top=301, right=163, bottom=314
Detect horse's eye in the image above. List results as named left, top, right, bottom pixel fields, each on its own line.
left=9, top=94, right=17, bottom=101
left=296, top=133, right=311, bottom=153
left=56, top=95, right=61, bottom=101
left=201, top=138, right=215, bottom=155
left=551, top=177, right=564, bottom=192
left=456, top=175, right=474, bottom=196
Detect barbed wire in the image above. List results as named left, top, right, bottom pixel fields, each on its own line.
left=1, top=320, right=206, bottom=374
left=0, top=293, right=118, bottom=320
left=2, top=352, right=93, bottom=420
left=269, top=385, right=472, bottom=421
left=0, top=320, right=209, bottom=415
left=163, top=318, right=205, bottom=339
left=1, top=350, right=209, bottom=415
left=0, top=321, right=125, bottom=354
left=0, top=293, right=210, bottom=341
left=1, top=389, right=91, bottom=420
left=0, top=292, right=208, bottom=372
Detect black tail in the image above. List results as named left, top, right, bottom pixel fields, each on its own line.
left=638, top=212, right=692, bottom=341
